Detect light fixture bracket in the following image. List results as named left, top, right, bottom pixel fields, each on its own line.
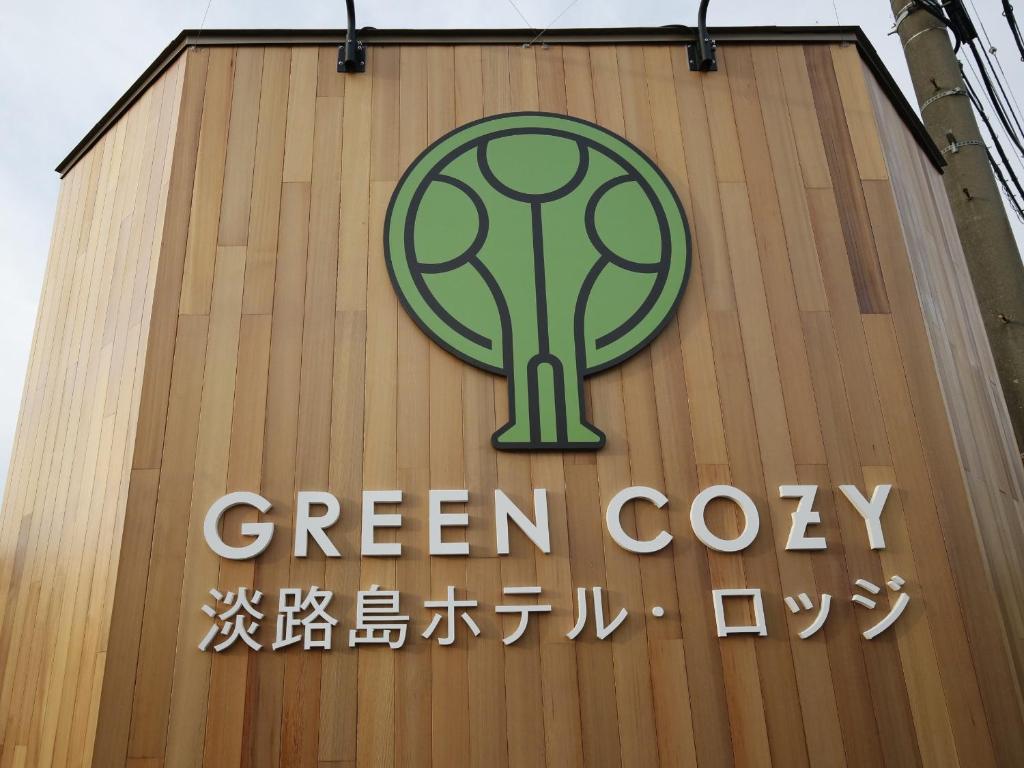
left=338, top=0, right=366, bottom=73
left=687, top=0, right=718, bottom=72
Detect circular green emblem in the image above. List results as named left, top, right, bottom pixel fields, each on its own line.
left=385, top=111, right=691, bottom=451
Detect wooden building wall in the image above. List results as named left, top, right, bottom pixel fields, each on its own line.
left=0, top=57, right=185, bottom=767
left=868, top=71, right=1024, bottom=704
left=2, top=36, right=1023, bottom=767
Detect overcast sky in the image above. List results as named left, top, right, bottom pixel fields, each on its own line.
left=0, top=0, right=1021, bottom=495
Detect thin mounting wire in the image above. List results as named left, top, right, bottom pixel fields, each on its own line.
left=198, top=0, right=215, bottom=39
left=504, top=0, right=535, bottom=30
left=525, top=0, right=583, bottom=47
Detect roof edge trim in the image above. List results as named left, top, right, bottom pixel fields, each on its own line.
left=54, top=26, right=943, bottom=177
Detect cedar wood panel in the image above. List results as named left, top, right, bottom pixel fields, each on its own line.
left=0, top=39, right=1022, bottom=767
left=0, top=56, right=186, bottom=766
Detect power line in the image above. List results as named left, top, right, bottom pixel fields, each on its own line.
left=963, top=0, right=1024, bottom=216
left=1004, top=0, right=1024, bottom=60
left=992, top=150, right=1024, bottom=221
left=963, top=67, right=1024, bottom=218
left=962, top=50, right=1024, bottom=218
left=965, top=39, right=1024, bottom=159
left=966, top=0, right=1024, bottom=144
left=892, top=0, right=1024, bottom=449
left=912, top=0, right=1024, bottom=213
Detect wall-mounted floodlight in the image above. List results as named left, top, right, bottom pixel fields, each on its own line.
left=337, top=0, right=366, bottom=73
left=688, top=0, right=717, bottom=72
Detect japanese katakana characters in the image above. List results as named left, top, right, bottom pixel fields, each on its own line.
left=712, top=588, right=767, bottom=638
left=422, top=586, right=481, bottom=645
left=567, top=586, right=627, bottom=640
left=852, top=575, right=910, bottom=639
left=495, top=586, right=552, bottom=645
left=273, top=586, right=337, bottom=650
left=199, top=574, right=912, bottom=651
left=199, top=587, right=264, bottom=652
left=349, top=585, right=410, bottom=649
left=785, top=592, right=832, bottom=639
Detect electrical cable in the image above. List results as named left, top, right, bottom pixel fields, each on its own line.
left=913, top=0, right=978, bottom=50
left=989, top=53, right=1024, bottom=140
left=965, top=53, right=1002, bottom=126
left=912, top=0, right=1024, bottom=219
left=1004, top=0, right=1024, bottom=60
left=953, top=0, right=1024, bottom=161
left=911, top=0, right=1024, bottom=153
left=992, top=149, right=1024, bottom=220
left=963, top=59, right=1024, bottom=223
left=963, top=66, right=1024, bottom=193
left=963, top=68, right=1024, bottom=216
left=965, top=0, right=1024, bottom=145
left=959, top=0, right=1024, bottom=229
left=916, top=0, right=965, bottom=48
left=964, top=52, right=1024, bottom=167
left=965, top=40, right=1024, bottom=159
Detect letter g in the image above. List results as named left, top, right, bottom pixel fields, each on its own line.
left=204, top=491, right=275, bottom=560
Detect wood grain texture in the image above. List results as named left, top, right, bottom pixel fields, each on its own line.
left=866, top=65, right=1024, bottom=764
left=2, top=40, right=1023, bottom=767
left=0, top=54, right=185, bottom=768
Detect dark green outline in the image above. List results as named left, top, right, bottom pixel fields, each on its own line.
left=384, top=111, right=692, bottom=452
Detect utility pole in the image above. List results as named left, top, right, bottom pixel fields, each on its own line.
left=890, top=0, right=1024, bottom=457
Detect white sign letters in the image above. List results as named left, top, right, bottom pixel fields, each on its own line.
left=203, top=483, right=891, bottom=560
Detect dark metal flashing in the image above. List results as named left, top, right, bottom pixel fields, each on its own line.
left=54, top=25, right=944, bottom=176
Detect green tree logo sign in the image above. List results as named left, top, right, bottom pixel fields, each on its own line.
left=385, top=112, right=690, bottom=451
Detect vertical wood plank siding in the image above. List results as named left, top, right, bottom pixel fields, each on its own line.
left=1, top=40, right=1022, bottom=766
left=0, top=55, right=186, bottom=767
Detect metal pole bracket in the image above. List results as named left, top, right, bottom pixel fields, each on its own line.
left=688, top=35, right=718, bottom=72
left=942, top=138, right=985, bottom=154
left=337, top=38, right=366, bottom=73
left=688, top=0, right=718, bottom=72
left=337, top=0, right=366, bottom=73
left=921, top=86, right=966, bottom=109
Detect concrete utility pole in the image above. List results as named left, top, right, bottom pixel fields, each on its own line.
left=891, top=0, right=1024, bottom=457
